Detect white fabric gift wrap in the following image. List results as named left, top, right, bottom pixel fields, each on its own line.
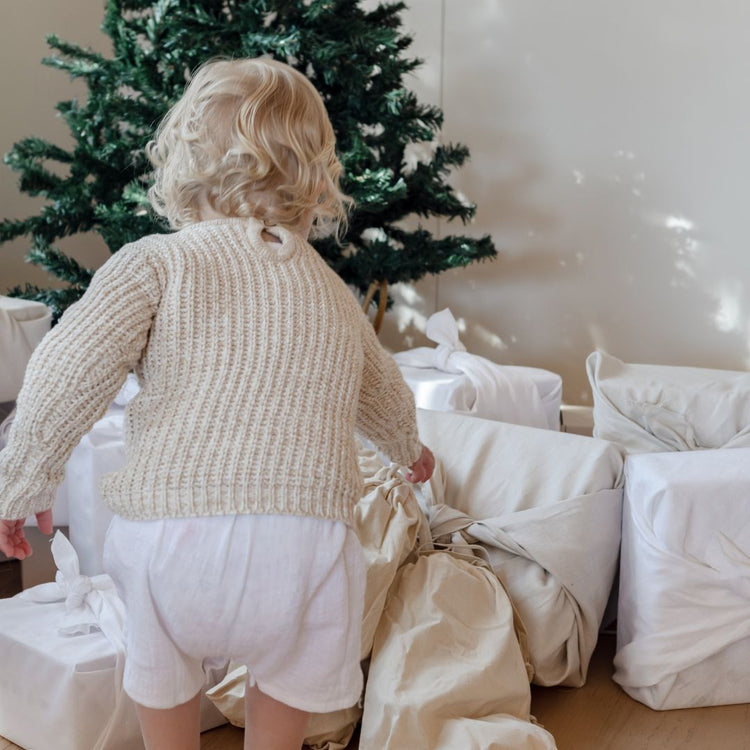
left=415, top=408, right=624, bottom=686
left=614, top=449, right=750, bottom=709
left=52, top=374, right=139, bottom=571
left=587, top=350, right=750, bottom=453
left=393, top=309, right=562, bottom=430
left=0, top=295, right=51, bottom=403
left=0, top=532, right=226, bottom=750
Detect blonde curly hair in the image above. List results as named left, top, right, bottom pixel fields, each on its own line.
left=147, top=57, right=351, bottom=238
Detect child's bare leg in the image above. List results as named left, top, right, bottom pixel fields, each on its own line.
left=244, top=680, right=310, bottom=750
left=135, top=692, right=201, bottom=750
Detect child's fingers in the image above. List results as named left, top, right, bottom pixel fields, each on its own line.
left=36, top=509, right=54, bottom=535
left=0, top=520, right=32, bottom=559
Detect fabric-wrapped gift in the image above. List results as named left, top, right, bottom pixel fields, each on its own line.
left=0, top=295, right=51, bottom=403
left=0, top=532, right=226, bottom=750
left=393, top=309, right=562, bottom=430
left=614, top=449, right=750, bottom=709
left=586, top=350, right=750, bottom=454
left=415, top=408, right=624, bottom=687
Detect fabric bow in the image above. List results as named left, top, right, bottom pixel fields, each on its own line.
left=393, top=308, right=549, bottom=428
left=19, top=531, right=129, bottom=750
left=20, top=530, right=125, bottom=644
left=425, top=308, right=467, bottom=374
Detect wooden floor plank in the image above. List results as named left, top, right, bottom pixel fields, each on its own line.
left=531, top=634, right=750, bottom=750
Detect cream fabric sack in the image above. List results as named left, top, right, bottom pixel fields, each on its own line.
left=207, top=456, right=427, bottom=749
left=359, top=552, right=557, bottom=750
left=587, top=350, right=750, bottom=453
left=0, top=295, right=51, bottom=402
left=416, top=408, right=623, bottom=687
left=356, top=462, right=429, bottom=653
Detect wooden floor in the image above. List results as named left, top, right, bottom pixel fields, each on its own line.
left=530, top=634, right=750, bottom=750
left=3, top=634, right=749, bottom=749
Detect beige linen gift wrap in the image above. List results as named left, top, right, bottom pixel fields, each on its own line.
left=416, top=408, right=624, bottom=687
left=359, top=552, right=556, bottom=750
left=0, top=295, right=52, bottom=402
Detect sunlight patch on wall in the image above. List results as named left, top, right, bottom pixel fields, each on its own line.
left=664, top=215, right=694, bottom=233
left=711, top=281, right=744, bottom=334
left=391, top=282, right=428, bottom=342
left=471, top=323, right=508, bottom=352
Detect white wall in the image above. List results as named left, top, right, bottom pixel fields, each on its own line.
left=382, top=0, right=750, bottom=402
left=3, top=1, right=750, bottom=403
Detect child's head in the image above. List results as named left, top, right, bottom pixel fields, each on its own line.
left=147, top=57, right=351, bottom=238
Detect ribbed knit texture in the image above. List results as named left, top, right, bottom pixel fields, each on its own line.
left=0, top=218, right=423, bottom=526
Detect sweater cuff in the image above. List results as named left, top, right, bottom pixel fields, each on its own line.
left=381, top=428, right=423, bottom=468
left=0, top=455, right=61, bottom=521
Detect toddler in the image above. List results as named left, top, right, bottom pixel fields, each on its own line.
left=0, top=57, right=433, bottom=750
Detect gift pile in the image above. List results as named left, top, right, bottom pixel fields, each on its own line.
left=208, top=409, right=624, bottom=749
left=588, top=351, right=750, bottom=709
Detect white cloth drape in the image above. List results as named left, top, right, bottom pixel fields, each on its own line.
left=0, top=295, right=51, bottom=402
left=614, top=449, right=750, bottom=709
left=393, top=309, right=561, bottom=430
left=587, top=350, right=750, bottom=453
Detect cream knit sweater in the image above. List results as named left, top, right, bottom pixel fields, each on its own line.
left=0, top=218, right=422, bottom=526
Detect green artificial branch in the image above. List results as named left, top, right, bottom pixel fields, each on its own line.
left=2, top=0, right=497, bottom=322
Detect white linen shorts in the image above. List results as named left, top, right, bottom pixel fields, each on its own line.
left=103, top=512, right=365, bottom=713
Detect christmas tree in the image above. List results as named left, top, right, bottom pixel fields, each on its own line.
left=2, top=0, right=496, bottom=326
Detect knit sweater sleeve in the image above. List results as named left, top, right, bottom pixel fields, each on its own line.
left=0, top=242, right=160, bottom=521
left=355, top=313, right=423, bottom=467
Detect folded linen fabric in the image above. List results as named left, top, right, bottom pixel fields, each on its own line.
left=0, top=531, right=226, bottom=750
left=393, top=308, right=561, bottom=430
left=0, top=295, right=51, bottom=402
left=614, top=449, right=750, bottom=709
left=416, top=408, right=624, bottom=686
left=586, top=350, right=750, bottom=453
left=359, top=552, right=557, bottom=750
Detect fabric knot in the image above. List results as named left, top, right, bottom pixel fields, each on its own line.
left=433, top=342, right=465, bottom=373
left=63, top=573, right=94, bottom=612
left=426, top=309, right=467, bottom=373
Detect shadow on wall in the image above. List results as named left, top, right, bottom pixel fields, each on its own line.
left=380, top=133, right=750, bottom=404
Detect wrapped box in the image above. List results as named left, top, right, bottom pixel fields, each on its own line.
left=416, top=409, right=623, bottom=687
left=393, top=309, right=561, bottom=430
left=587, top=350, right=750, bottom=453
left=64, top=410, right=126, bottom=575
left=0, top=533, right=226, bottom=750
left=0, top=296, right=51, bottom=403
left=614, top=449, right=750, bottom=709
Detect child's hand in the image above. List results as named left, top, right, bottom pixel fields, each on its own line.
left=405, top=444, right=435, bottom=484
left=0, top=509, right=53, bottom=560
